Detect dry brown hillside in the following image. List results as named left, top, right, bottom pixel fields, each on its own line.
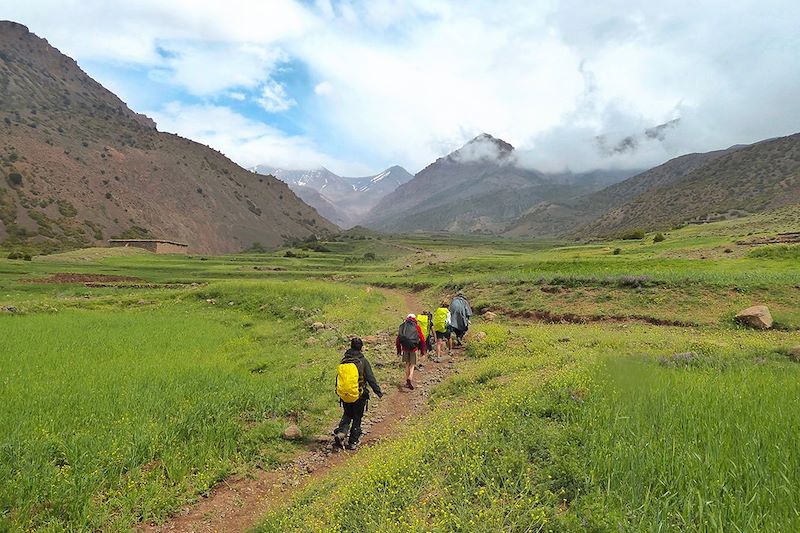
left=0, top=21, right=335, bottom=254
left=581, top=133, right=800, bottom=236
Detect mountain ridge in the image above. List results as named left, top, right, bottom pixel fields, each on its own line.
left=0, top=21, right=335, bottom=253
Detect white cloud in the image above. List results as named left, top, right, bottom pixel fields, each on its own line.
left=148, top=102, right=370, bottom=174
left=314, top=81, right=334, bottom=96
left=257, top=79, right=296, bottom=113
left=6, top=0, right=800, bottom=174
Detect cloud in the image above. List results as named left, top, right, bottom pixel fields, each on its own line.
left=147, top=102, right=370, bottom=174
left=314, top=81, right=334, bottom=96
left=257, top=79, right=296, bottom=112
left=6, top=0, right=800, bottom=175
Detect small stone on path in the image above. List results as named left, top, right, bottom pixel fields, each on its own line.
left=283, top=424, right=303, bottom=440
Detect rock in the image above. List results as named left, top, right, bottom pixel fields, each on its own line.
left=483, top=311, right=497, bottom=321
left=1, top=306, right=18, bottom=313
left=205, top=299, right=216, bottom=305
left=311, top=322, right=325, bottom=331
left=283, top=424, right=303, bottom=440
left=735, top=305, right=773, bottom=329
left=305, top=337, right=318, bottom=346
left=658, top=352, right=699, bottom=367
left=363, top=335, right=378, bottom=344
left=290, top=306, right=306, bottom=313
left=787, top=346, right=800, bottom=362
left=137, top=300, right=147, bottom=305
left=474, top=331, right=488, bottom=341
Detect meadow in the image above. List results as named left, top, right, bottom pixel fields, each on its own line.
left=1, top=206, right=799, bottom=531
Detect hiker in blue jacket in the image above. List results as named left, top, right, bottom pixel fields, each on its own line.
left=449, top=291, right=472, bottom=345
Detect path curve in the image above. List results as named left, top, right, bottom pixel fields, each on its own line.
left=140, top=288, right=457, bottom=533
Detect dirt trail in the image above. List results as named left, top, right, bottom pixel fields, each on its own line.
left=141, top=288, right=456, bottom=533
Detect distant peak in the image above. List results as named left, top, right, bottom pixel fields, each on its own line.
left=466, top=133, right=514, bottom=153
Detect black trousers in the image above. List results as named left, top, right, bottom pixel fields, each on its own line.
left=335, top=397, right=367, bottom=443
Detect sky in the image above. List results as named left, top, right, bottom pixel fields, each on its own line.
left=3, top=0, right=800, bottom=175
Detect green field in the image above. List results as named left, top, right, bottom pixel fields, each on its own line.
left=1, top=208, right=799, bottom=531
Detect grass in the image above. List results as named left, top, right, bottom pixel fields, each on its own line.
left=0, top=280, right=396, bottom=531
left=258, top=324, right=800, bottom=532
left=1, top=206, right=799, bottom=531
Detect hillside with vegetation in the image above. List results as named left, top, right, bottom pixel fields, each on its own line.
left=0, top=21, right=335, bottom=254
left=507, top=134, right=800, bottom=239
left=2, top=205, right=799, bottom=531
left=362, top=134, right=634, bottom=234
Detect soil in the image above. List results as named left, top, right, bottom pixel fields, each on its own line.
left=487, top=306, right=698, bottom=327
left=139, top=288, right=457, bottom=533
left=24, top=272, right=144, bottom=284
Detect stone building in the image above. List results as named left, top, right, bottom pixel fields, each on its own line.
left=108, top=239, right=189, bottom=254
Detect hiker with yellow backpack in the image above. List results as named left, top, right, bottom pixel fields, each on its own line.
left=432, top=301, right=452, bottom=362
left=334, top=337, right=383, bottom=450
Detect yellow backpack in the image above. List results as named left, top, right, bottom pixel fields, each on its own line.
left=416, top=314, right=429, bottom=340
left=433, top=307, right=448, bottom=333
left=336, top=354, right=364, bottom=403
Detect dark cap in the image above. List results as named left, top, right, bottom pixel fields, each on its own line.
left=350, top=337, right=363, bottom=350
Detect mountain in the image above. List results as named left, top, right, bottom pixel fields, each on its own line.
left=252, top=164, right=413, bottom=228
left=0, top=21, right=335, bottom=254
left=576, top=133, right=800, bottom=236
left=506, top=134, right=800, bottom=238
left=505, top=146, right=740, bottom=237
left=361, top=133, right=636, bottom=233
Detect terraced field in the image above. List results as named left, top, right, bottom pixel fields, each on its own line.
left=1, top=207, right=799, bottom=531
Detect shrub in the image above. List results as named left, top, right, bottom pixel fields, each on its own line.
left=57, top=200, right=78, bottom=217
left=620, top=230, right=645, bottom=240
left=653, top=233, right=666, bottom=243
left=612, top=248, right=622, bottom=255
left=7, top=251, right=22, bottom=260
left=363, top=252, right=376, bottom=260
left=7, top=172, right=22, bottom=187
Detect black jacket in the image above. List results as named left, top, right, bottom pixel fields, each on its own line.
left=343, top=348, right=383, bottom=399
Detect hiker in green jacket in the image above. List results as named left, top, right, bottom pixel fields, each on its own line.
left=334, top=337, right=383, bottom=450
left=432, top=301, right=452, bottom=361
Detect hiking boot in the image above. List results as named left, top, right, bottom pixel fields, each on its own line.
left=346, top=441, right=358, bottom=451
left=406, top=379, right=415, bottom=390
left=333, top=430, right=346, bottom=449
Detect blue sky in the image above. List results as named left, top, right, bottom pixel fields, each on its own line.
left=3, top=0, right=800, bottom=175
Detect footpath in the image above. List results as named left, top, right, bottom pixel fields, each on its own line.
left=142, top=289, right=460, bottom=533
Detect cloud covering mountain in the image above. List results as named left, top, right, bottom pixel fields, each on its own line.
left=5, top=1, right=800, bottom=176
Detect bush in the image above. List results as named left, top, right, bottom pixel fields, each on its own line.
left=620, top=230, right=645, bottom=240
left=7, top=251, right=23, bottom=260
left=363, top=252, right=376, bottom=260
left=612, top=248, right=622, bottom=255
left=653, top=233, right=666, bottom=243
left=7, top=172, right=22, bottom=187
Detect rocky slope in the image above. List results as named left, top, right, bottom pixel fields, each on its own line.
left=577, top=134, right=800, bottom=236
left=252, top=165, right=413, bottom=228
left=507, top=134, right=800, bottom=238
left=0, top=21, right=335, bottom=254
left=361, top=134, right=634, bottom=233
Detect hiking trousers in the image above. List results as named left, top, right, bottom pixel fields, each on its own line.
left=336, top=397, right=367, bottom=444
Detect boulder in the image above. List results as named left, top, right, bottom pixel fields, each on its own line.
left=1, top=306, right=18, bottom=313
left=311, top=322, right=325, bottom=331
left=283, top=424, right=303, bottom=440
left=735, top=305, right=773, bottom=329
left=482, top=311, right=497, bottom=321
left=788, top=346, right=800, bottom=362
left=473, top=331, right=488, bottom=341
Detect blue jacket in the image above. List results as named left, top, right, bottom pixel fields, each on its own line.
left=449, top=295, right=472, bottom=331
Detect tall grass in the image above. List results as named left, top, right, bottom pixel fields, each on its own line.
left=0, top=280, right=392, bottom=531
left=583, top=357, right=800, bottom=531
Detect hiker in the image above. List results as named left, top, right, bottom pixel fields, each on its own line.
left=449, top=291, right=472, bottom=345
left=334, top=337, right=383, bottom=450
left=416, top=311, right=434, bottom=352
left=396, top=313, right=426, bottom=389
left=432, top=301, right=452, bottom=361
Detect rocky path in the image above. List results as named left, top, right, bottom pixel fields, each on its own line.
left=141, top=288, right=458, bottom=533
